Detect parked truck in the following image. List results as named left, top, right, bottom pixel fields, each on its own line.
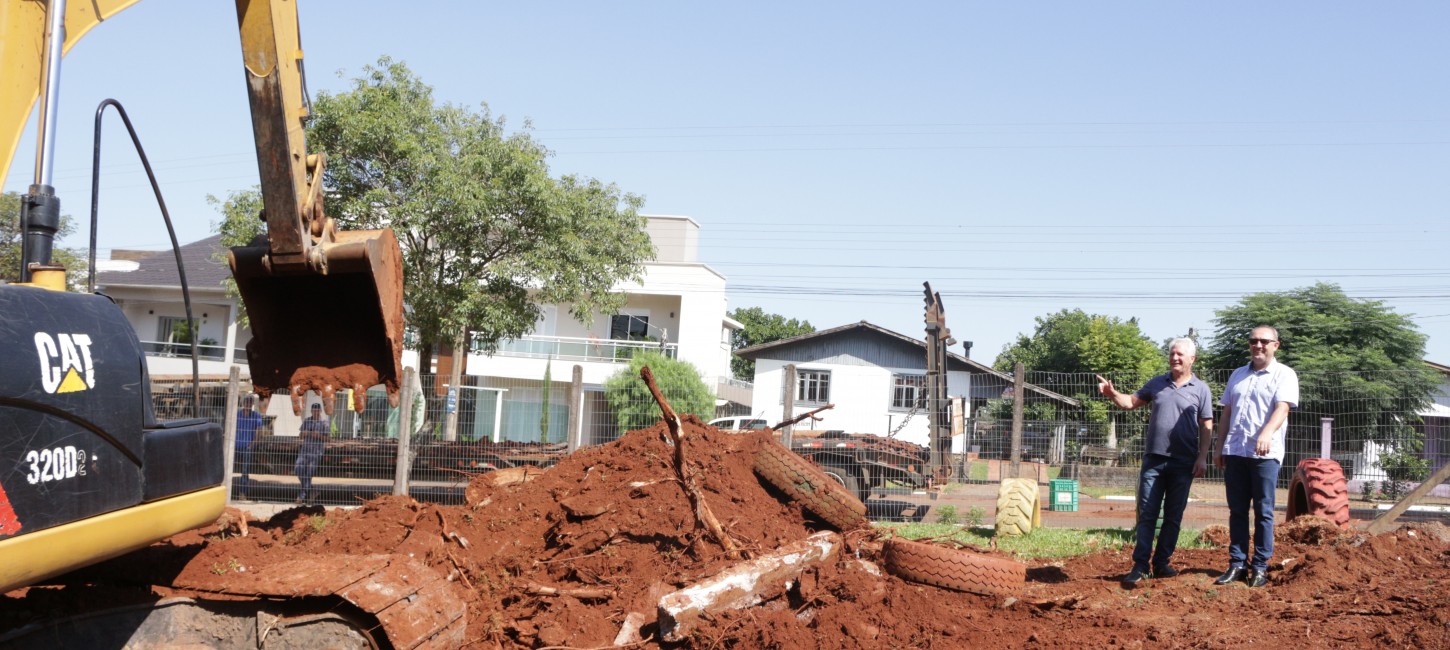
left=774, top=429, right=934, bottom=502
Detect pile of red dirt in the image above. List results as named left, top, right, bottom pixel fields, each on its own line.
left=5, top=414, right=1450, bottom=648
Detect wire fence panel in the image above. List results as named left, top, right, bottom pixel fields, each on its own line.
left=149, top=364, right=1449, bottom=514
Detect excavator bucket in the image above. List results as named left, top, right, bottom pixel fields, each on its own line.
left=230, top=228, right=405, bottom=415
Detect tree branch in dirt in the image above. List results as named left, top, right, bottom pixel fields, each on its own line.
left=445, top=550, right=475, bottom=591
left=640, top=366, right=745, bottom=561
left=771, top=403, right=835, bottom=430
left=657, top=531, right=841, bottom=643
left=525, top=580, right=614, bottom=600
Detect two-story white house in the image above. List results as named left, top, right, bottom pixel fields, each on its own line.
left=448, top=215, right=743, bottom=445
left=92, top=235, right=248, bottom=377
left=94, top=216, right=743, bottom=445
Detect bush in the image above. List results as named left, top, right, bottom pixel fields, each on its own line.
left=1377, top=442, right=1431, bottom=501
left=603, top=351, right=715, bottom=432
left=934, top=505, right=959, bottom=525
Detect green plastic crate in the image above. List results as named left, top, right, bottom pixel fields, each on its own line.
left=1049, top=479, right=1079, bottom=512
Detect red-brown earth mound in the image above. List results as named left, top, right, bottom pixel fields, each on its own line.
left=5, top=415, right=1450, bottom=648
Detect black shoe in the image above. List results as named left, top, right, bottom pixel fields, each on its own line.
left=1153, top=565, right=1180, bottom=579
left=1246, top=568, right=1268, bottom=588
left=1213, top=566, right=1246, bottom=585
left=1121, top=567, right=1148, bottom=588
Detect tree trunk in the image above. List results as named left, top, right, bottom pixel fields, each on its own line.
left=443, top=330, right=464, bottom=442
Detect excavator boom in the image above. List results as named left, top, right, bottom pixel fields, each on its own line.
left=230, top=0, right=404, bottom=413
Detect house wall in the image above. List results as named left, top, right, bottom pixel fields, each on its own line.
left=749, top=357, right=972, bottom=447
left=643, top=215, right=699, bottom=263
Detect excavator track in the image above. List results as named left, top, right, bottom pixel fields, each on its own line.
left=0, top=555, right=467, bottom=649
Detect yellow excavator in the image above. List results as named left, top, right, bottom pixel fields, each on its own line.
left=0, top=1, right=453, bottom=646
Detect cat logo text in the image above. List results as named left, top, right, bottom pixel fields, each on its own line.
left=34, top=333, right=95, bottom=394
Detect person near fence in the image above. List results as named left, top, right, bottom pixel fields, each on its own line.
left=235, top=394, right=264, bottom=499
left=1096, top=337, right=1214, bottom=588
left=295, top=403, right=329, bottom=503
left=1213, top=325, right=1299, bottom=588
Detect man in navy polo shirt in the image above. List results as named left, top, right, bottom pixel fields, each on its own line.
left=1097, top=337, right=1215, bottom=588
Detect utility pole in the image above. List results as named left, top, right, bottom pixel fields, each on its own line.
left=923, top=282, right=955, bottom=481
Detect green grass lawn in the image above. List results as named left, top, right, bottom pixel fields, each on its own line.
left=878, top=522, right=1212, bottom=561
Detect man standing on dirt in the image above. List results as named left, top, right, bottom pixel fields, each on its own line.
left=1097, top=337, right=1214, bottom=588
left=235, top=395, right=264, bottom=499
left=1214, top=325, right=1298, bottom=588
left=295, top=403, right=329, bottom=503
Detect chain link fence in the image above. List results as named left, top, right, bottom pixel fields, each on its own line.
left=151, top=365, right=1448, bottom=510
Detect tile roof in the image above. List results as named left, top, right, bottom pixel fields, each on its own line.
left=94, top=234, right=231, bottom=290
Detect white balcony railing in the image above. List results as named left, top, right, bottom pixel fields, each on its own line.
left=477, top=334, right=678, bottom=363
left=139, top=340, right=244, bottom=363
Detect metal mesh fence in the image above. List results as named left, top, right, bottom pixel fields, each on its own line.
left=151, top=365, right=1448, bottom=512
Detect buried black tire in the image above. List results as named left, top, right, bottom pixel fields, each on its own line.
left=1287, top=458, right=1350, bottom=529
left=882, top=537, right=1026, bottom=596
left=754, top=441, right=869, bottom=531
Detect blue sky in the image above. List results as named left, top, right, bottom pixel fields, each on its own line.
left=6, top=1, right=1448, bottom=365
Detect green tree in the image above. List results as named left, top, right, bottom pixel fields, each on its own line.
left=207, top=188, right=265, bottom=328
left=729, top=307, right=814, bottom=379
left=303, top=57, right=654, bottom=369
left=1204, top=282, right=1437, bottom=446
left=993, top=309, right=1163, bottom=448
left=994, top=309, right=1161, bottom=391
left=2, top=191, right=86, bottom=289
left=604, top=351, right=714, bottom=433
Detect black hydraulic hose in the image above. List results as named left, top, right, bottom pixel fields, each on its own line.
left=90, top=99, right=201, bottom=416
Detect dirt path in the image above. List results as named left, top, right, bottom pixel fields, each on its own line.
left=4, top=417, right=1448, bottom=648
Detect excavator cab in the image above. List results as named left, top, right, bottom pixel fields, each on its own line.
left=0, top=0, right=404, bottom=593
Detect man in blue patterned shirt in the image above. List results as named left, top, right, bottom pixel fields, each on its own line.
left=1213, top=325, right=1299, bottom=588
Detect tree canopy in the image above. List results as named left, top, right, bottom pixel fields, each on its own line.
left=207, top=188, right=265, bottom=327
left=994, top=308, right=1162, bottom=389
left=603, top=351, right=714, bottom=433
left=1204, top=282, right=1437, bottom=444
left=729, top=307, right=814, bottom=379
left=303, top=57, right=654, bottom=365
left=1, top=191, right=85, bottom=289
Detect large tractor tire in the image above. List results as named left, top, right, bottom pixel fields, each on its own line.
left=995, top=477, right=1041, bottom=537
left=754, top=441, right=869, bottom=531
left=882, top=538, right=1026, bottom=596
left=1287, top=458, right=1350, bottom=529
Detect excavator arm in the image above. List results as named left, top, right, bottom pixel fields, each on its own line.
left=0, top=7, right=429, bottom=639
left=2, top=0, right=404, bottom=414
left=229, top=0, right=404, bottom=415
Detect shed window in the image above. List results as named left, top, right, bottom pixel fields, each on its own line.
left=797, top=369, right=831, bottom=404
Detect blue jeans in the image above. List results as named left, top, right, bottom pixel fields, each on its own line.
left=235, top=447, right=254, bottom=493
left=1223, top=455, right=1281, bottom=572
left=1133, top=453, right=1196, bottom=571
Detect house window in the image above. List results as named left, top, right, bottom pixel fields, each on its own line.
left=156, top=316, right=188, bottom=343
left=797, top=369, right=830, bottom=404
left=891, top=373, right=927, bottom=410
left=610, top=314, right=650, bottom=341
